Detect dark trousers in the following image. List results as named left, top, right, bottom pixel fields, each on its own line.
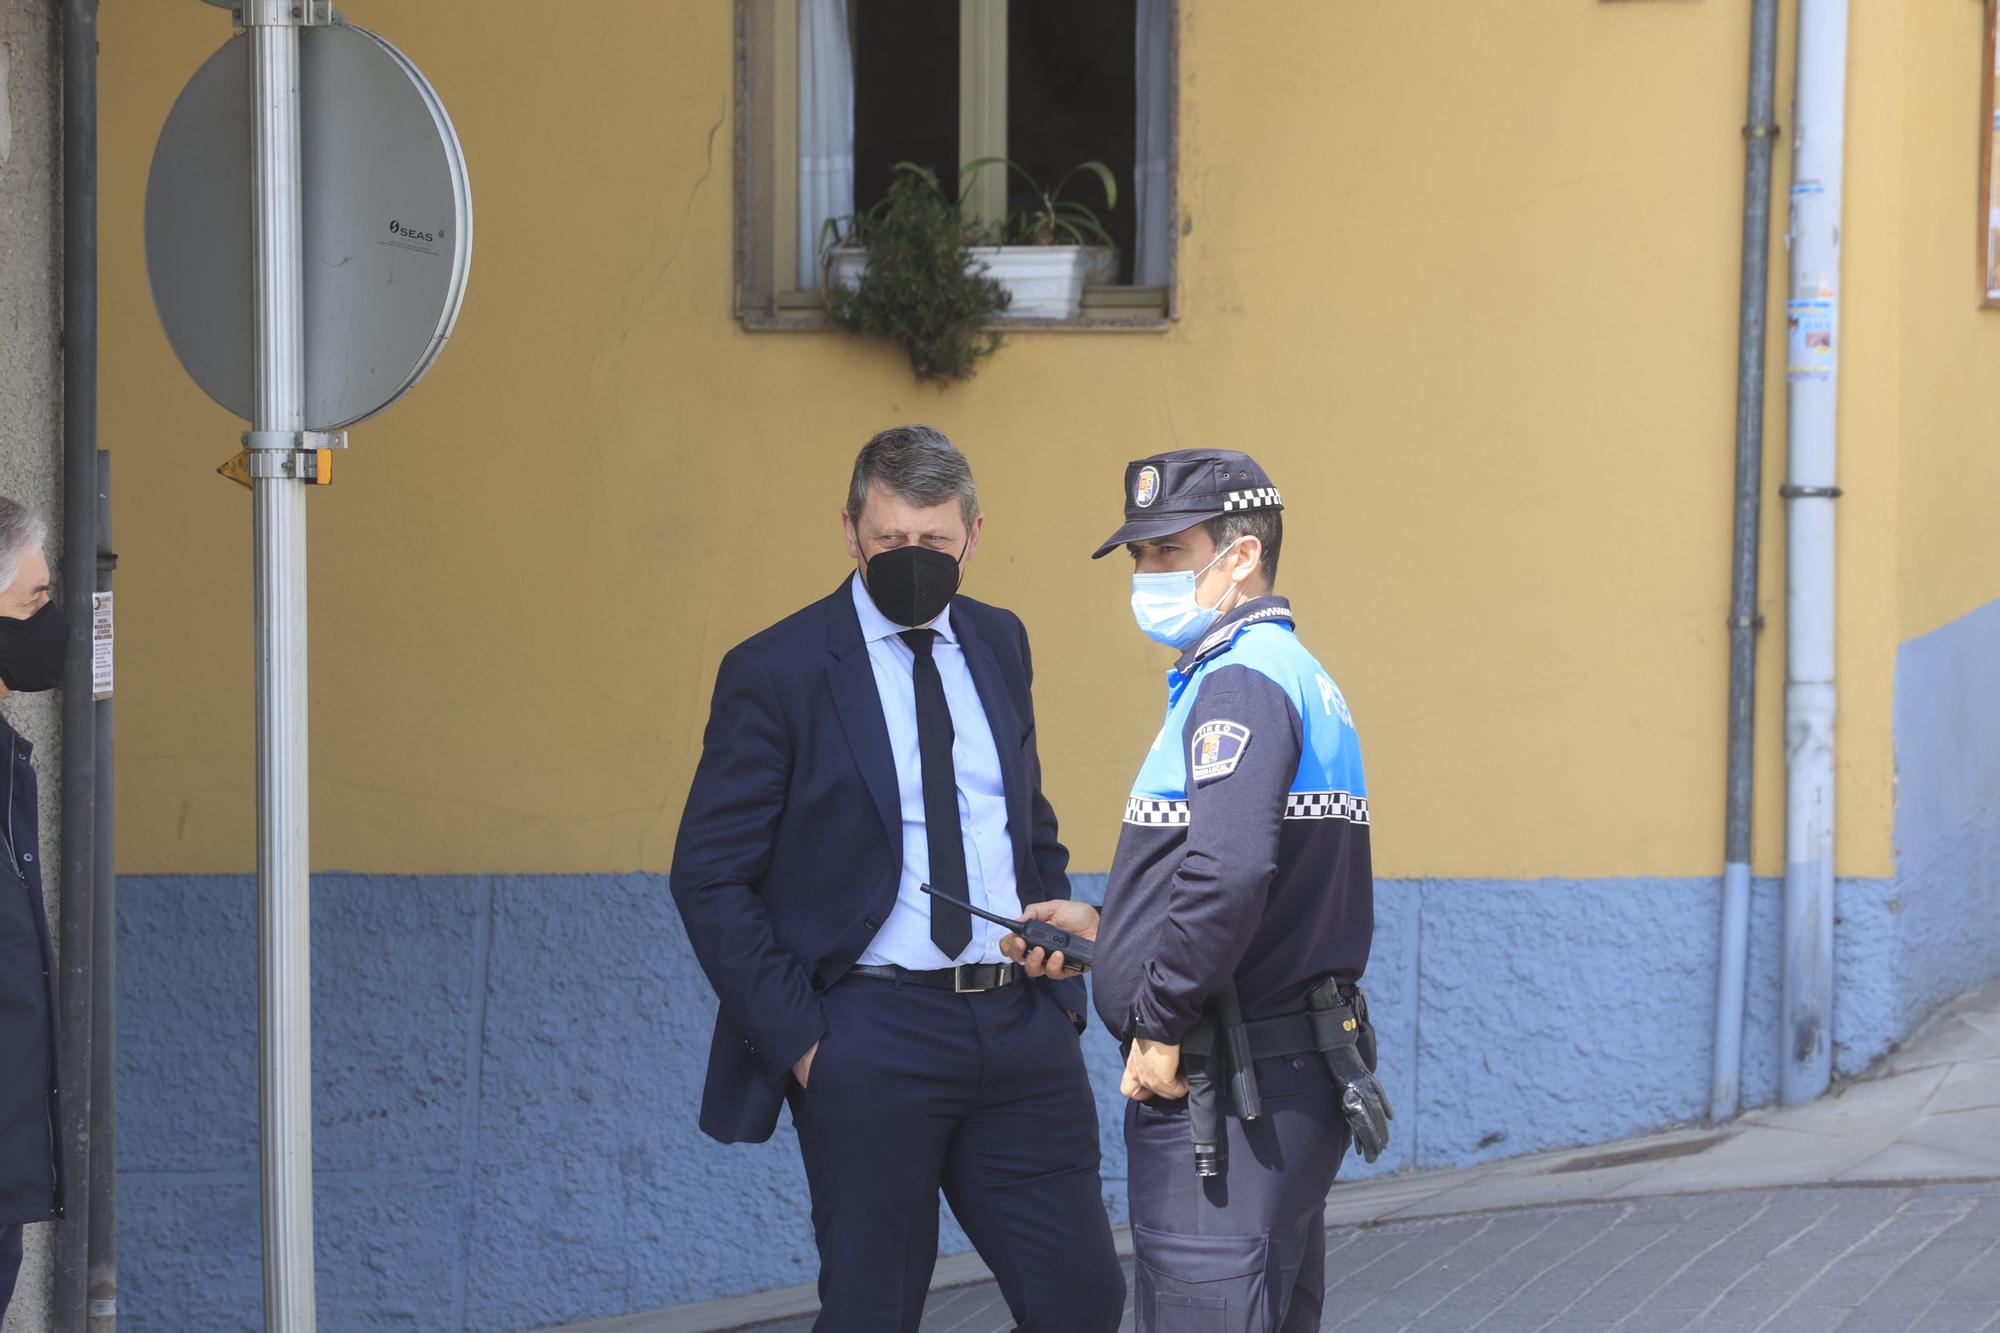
left=785, top=974, right=1126, bottom=1333
left=1125, top=1054, right=1350, bottom=1333
left=0, top=1223, right=22, bottom=1322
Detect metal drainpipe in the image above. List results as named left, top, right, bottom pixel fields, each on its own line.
left=56, top=0, right=101, bottom=1328
left=1780, top=0, right=1850, bottom=1105
left=88, top=450, right=117, bottom=1333
left=1711, top=0, right=1783, bottom=1126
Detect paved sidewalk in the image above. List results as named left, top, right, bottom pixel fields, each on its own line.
left=559, top=978, right=2000, bottom=1333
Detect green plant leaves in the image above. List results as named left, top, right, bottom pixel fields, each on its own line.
left=827, top=164, right=1009, bottom=384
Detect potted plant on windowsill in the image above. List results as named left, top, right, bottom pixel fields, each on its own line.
left=823, top=159, right=1120, bottom=325
left=822, top=163, right=1010, bottom=384
left=962, top=157, right=1119, bottom=319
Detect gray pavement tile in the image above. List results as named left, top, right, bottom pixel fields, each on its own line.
left=1924, top=1062, right=2000, bottom=1116
left=1757, top=1305, right=1866, bottom=1331
left=1475, top=1211, right=1663, bottom=1318
left=1789, top=1250, right=1915, bottom=1308
left=1415, top=1209, right=1621, bottom=1316
left=1461, top=1316, right=1555, bottom=1333
left=1394, top=1162, right=1664, bottom=1219
left=706, top=1185, right=2000, bottom=1333
left=1609, top=1126, right=1884, bottom=1197
left=1532, top=1317, right=1629, bottom=1333
left=1843, top=1142, right=2000, bottom=1184
left=1907, top=1304, right=2000, bottom=1333
left=1323, top=1168, right=1494, bottom=1227
left=1602, top=1311, right=1695, bottom=1333
left=1936, top=1254, right=2000, bottom=1305
left=1753, top=1067, right=1954, bottom=1133
left=1899, top=1107, right=2000, bottom=1165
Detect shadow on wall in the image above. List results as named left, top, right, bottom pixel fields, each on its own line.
left=1894, top=595, right=2000, bottom=1031
left=112, top=861, right=1939, bottom=1332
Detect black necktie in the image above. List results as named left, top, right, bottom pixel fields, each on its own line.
left=900, top=629, right=972, bottom=958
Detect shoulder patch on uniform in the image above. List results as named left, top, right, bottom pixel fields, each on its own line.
left=1190, top=719, right=1251, bottom=782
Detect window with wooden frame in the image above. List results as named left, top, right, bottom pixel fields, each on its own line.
left=734, top=0, right=1178, bottom=329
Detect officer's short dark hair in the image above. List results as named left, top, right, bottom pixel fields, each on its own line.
left=1204, top=511, right=1282, bottom=586
left=846, top=425, right=980, bottom=530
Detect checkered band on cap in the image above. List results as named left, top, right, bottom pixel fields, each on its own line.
left=1124, top=797, right=1191, bottom=826
left=1282, top=791, right=1370, bottom=825
left=1222, top=487, right=1283, bottom=512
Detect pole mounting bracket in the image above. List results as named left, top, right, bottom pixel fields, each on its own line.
left=240, top=430, right=346, bottom=483
left=1778, top=484, right=1843, bottom=499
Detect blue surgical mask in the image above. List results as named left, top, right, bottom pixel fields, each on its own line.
left=1129, top=541, right=1242, bottom=650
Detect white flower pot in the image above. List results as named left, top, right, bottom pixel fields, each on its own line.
left=970, top=244, right=1092, bottom=319
left=824, top=247, right=868, bottom=292
left=822, top=243, right=1102, bottom=320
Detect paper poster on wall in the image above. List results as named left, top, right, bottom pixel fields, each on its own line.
left=1786, top=299, right=1836, bottom=383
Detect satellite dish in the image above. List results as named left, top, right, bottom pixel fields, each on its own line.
left=144, top=21, right=473, bottom=431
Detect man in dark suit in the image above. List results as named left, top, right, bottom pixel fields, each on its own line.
left=671, top=426, right=1124, bottom=1333
left=0, top=497, right=65, bottom=1323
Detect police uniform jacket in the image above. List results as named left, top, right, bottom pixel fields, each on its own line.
left=0, top=710, right=62, bottom=1225
left=1093, top=596, right=1373, bottom=1042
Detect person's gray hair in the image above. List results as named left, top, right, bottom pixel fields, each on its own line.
left=0, top=497, right=48, bottom=597
left=845, top=425, right=980, bottom=530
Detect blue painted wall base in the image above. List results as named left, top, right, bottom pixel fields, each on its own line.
left=109, top=596, right=2000, bottom=1330
left=115, top=867, right=1921, bottom=1332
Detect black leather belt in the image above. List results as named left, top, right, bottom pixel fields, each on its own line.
left=846, top=962, right=1023, bottom=994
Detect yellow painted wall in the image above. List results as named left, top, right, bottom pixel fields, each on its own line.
left=1896, top=1, right=2000, bottom=643
left=97, top=0, right=1910, bottom=881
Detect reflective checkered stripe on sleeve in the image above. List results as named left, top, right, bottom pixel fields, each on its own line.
left=1124, top=797, right=1192, bottom=826
left=1282, top=791, right=1369, bottom=825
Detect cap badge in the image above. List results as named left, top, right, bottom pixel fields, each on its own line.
left=1134, top=466, right=1161, bottom=509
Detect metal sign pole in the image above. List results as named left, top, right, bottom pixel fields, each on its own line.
left=245, top=3, right=317, bottom=1327
left=147, top=14, right=469, bottom=1314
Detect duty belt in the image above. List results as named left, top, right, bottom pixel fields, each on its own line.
left=1148, top=979, right=1376, bottom=1178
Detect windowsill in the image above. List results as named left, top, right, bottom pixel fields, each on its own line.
left=740, top=285, right=1173, bottom=332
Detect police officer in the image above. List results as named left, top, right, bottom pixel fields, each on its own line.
left=1007, top=450, right=1390, bottom=1333
left=0, top=496, right=66, bottom=1321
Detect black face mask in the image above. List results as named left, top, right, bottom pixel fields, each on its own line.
left=0, top=600, right=67, bottom=693
left=863, top=543, right=964, bottom=627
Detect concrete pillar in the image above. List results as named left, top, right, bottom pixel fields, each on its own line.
left=0, top=1, right=67, bottom=1329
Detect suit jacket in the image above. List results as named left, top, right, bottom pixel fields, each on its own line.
left=670, top=581, right=1087, bottom=1144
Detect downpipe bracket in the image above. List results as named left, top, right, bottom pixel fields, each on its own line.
left=1779, top=484, right=1843, bottom=500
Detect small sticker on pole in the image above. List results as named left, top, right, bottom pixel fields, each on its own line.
left=1786, top=299, right=1836, bottom=383
left=91, top=591, right=113, bottom=699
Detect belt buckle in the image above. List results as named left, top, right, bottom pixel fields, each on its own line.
left=953, top=963, right=984, bottom=994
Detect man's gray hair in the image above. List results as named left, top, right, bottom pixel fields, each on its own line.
left=0, top=497, right=48, bottom=597
left=845, top=425, right=980, bottom=530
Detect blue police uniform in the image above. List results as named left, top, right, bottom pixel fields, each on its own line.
left=1089, top=451, right=1380, bottom=1333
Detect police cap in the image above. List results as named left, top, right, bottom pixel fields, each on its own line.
left=1090, top=449, right=1283, bottom=559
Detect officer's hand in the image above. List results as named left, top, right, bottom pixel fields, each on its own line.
left=1000, top=899, right=1100, bottom=978
left=1120, top=1038, right=1187, bottom=1101
left=792, top=1042, right=819, bottom=1090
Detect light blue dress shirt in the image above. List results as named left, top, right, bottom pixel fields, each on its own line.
left=850, top=573, right=1022, bottom=968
